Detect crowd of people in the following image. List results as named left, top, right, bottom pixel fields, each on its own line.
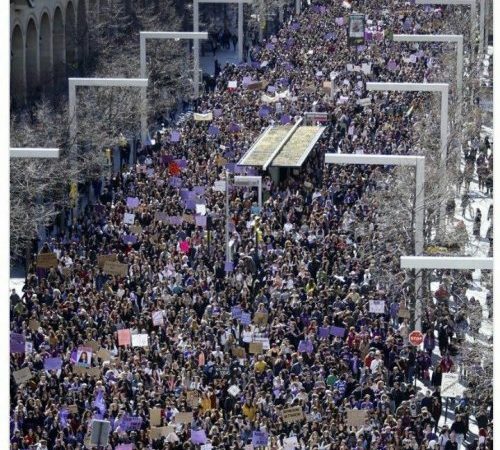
left=10, top=1, right=493, bottom=449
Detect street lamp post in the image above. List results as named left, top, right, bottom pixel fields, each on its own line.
left=139, top=31, right=208, bottom=142
left=194, top=0, right=253, bottom=63
left=366, top=82, right=449, bottom=227
left=325, top=153, right=426, bottom=331
left=68, top=78, right=149, bottom=154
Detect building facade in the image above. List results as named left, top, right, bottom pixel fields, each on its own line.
left=10, top=0, right=100, bottom=107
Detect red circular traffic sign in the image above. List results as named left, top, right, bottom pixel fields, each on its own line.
left=409, top=331, right=424, bottom=346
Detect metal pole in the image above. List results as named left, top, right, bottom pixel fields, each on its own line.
left=139, top=34, right=148, bottom=144
left=479, top=0, right=485, bottom=57
left=414, top=158, right=425, bottom=332
left=193, top=0, right=200, bottom=98
left=439, top=87, right=449, bottom=228
left=296, top=0, right=300, bottom=15
left=470, top=0, right=476, bottom=57
left=68, top=80, right=77, bottom=151
left=258, top=178, right=262, bottom=208
left=225, top=170, right=230, bottom=264
left=238, top=1, right=244, bottom=61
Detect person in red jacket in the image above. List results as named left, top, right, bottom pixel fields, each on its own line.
left=439, top=354, right=454, bottom=373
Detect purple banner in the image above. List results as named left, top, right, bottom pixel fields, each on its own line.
left=208, top=125, right=220, bottom=136
left=193, top=186, right=205, bottom=196
left=169, top=177, right=182, bottom=188
left=126, top=197, right=140, bottom=208
left=330, top=326, right=346, bottom=337
left=252, top=431, right=269, bottom=446
left=229, top=122, right=241, bottom=133
left=170, top=131, right=181, bottom=143
left=121, top=415, right=143, bottom=431
left=318, top=327, right=330, bottom=338
left=240, top=311, right=251, bottom=325
left=195, top=215, right=207, bottom=228
left=231, top=306, right=242, bottom=319
left=122, top=235, right=138, bottom=245
left=280, top=114, right=291, bottom=125
left=174, top=159, right=188, bottom=169
left=225, top=261, right=234, bottom=273
left=191, top=429, right=207, bottom=444
left=298, top=340, right=314, bottom=354
left=168, top=216, right=183, bottom=226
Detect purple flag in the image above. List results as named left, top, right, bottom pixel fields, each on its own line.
left=267, top=86, right=276, bottom=93
left=10, top=333, right=25, bottom=353
left=242, top=76, right=253, bottom=86
left=318, top=327, right=330, bottom=338
left=387, top=60, right=398, bottom=71
left=59, top=408, right=69, bottom=428
left=229, top=122, right=241, bottom=133
left=225, top=261, right=234, bottom=273
left=122, top=235, right=138, bottom=245
left=365, top=31, right=373, bottom=41
left=168, top=216, right=183, bottom=226
left=251, top=61, right=261, bottom=69
left=330, top=326, right=346, bottom=337
left=117, top=445, right=133, bottom=450
left=169, top=177, right=182, bottom=188
left=335, top=17, right=344, bottom=26
left=93, top=390, right=106, bottom=415
left=162, top=154, right=174, bottom=165
left=44, top=357, right=63, bottom=371
left=226, top=162, right=236, bottom=173
left=213, top=108, right=223, bottom=118
left=126, top=197, right=140, bottom=208
left=185, top=199, right=196, bottom=210
left=280, top=114, right=291, bottom=125
left=357, top=45, right=367, bottom=52
left=266, top=43, right=275, bottom=51
left=291, top=22, right=300, bottom=31
left=193, top=186, right=205, bottom=196
left=298, top=340, right=314, bottom=353
left=258, top=106, right=270, bottom=118
left=170, top=130, right=181, bottom=143
left=70, top=349, right=78, bottom=363
left=180, top=189, right=191, bottom=201
left=324, top=32, right=334, bottom=41
left=120, top=415, right=143, bottom=431
left=195, top=215, right=207, bottom=228
left=208, top=125, right=220, bottom=136
left=175, top=158, right=188, bottom=169
left=191, top=429, right=207, bottom=444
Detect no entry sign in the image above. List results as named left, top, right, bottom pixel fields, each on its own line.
left=409, top=331, right=424, bottom=346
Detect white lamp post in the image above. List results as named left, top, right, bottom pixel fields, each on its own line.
left=10, top=148, right=60, bottom=158
left=366, top=82, right=449, bottom=226
left=414, top=0, right=484, bottom=58
left=233, top=175, right=263, bottom=208
left=68, top=78, right=148, bottom=152
left=194, top=0, right=253, bottom=63
left=325, top=153, right=426, bottom=331
left=296, top=0, right=301, bottom=15
left=139, top=31, right=208, bottom=142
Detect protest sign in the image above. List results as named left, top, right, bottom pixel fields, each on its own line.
left=131, top=334, right=149, bottom=348
left=126, top=197, right=140, bottom=208
left=298, top=340, right=313, bottom=353
left=399, top=307, right=411, bottom=319
left=84, top=340, right=100, bottom=352
left=118, top=329, right=131, bottom=346
left=68, top=404, right=78, bottom=414
left=29, top=319, right=40, bottom=331
left=249, top=342, right=263, bottom=354
left=152, top=310, right=164, bottom=326
left=121, top=415, right=143, bottom=431
left=194, top=112, right=213, bottom=121
left=10, top=333, right=25, bottom=353
left=346, top=409, right=368, bottom=428
left=252, top=431, right=269, bottom=446
left=117, top=445, right=133, bottom=450
left=175, top=412, right=194, bottom=424
left=36, top=252, right=58, bottom=268
left=369, top=300, right=385, bottom=314
left=150, top=408, right=162, bottom=426
left=76, top=347, right=92, bottom=367
left=240, top=312, right=251, bottom=325
left=90, top=420, right=111, bottom=447
left=282, top=406, right=304, bottom=423
left=44, top=357, right=63, bottom=371
left=330, top=326, right=346, bottom=337
left=228, top=385, right=241, bottom=397
left=441, top=373, right=467, bottom=398
left=318, top=327, right=330, bottom=339
left=186, top=391, right=200, bottom=409
left=123, top=213, right=135, bottom=225
left=97, top=254, right=117, bottom=268
left=103, top=261, right=128, bottom=277
left=284, top=436, right=298, bottom=449
left=232, top=347, right=246, bottom=359
left=253, top=312, right=268, bottom=326
left=96, top=348, right=111, bottom=362
left=13, top=367, right=33, bottom=384
left=25, top=342, right=33, bottom=354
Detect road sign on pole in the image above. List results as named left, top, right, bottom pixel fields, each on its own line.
left=409, top=331, right=424, bottom=346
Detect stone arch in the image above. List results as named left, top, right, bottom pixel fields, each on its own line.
left=65, top=1, right=77, bottom=75
left=53, top=6, right=66, bottom=86
left=11, top=25, right=26, bottom=107
left=39, top=12, right=52, bottom=91
left=26, top=18, right=39, bottom=99
left=77, top=0, right=88, bottom=68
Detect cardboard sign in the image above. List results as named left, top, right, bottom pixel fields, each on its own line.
left=97, top=348, right=112, bottom=362
left=44, top=357, right=63, bottom=371
left=186, top=391, right=200, bottom=409
left=249, top=342, right=263, bottom=354
left=13, top=367, right=33, bottom=384
left=103, top=261, right=128, bottom=277
left=150, top=408, right=162, bottom=426
left=441, top=373, right=467, bottom=398
left=150, top=426, right=172, bottom=439
left=28, top=319, right=40, bottom=331
left=232, top=347, right=246, bottom=359
left=117, top=329, right=131, bottom=346
left=194, top=112, right=213, bottom=121
left=175, top=412, right=194, bottom=424
left=131, top=334, right=149, bottom=348
left=252, top=431, right=269, bottom=446
left=130, top=225, right=143, bottom=235
left=36, top=253, right=58, bottom=268
left=346, top=409, right=368, bottom=428
left=84, top=340, right=100, bottom=352
left=282, top=406, right=304, bottom=423
left=399, top=307, right=411, bottom=319
left=369, top=300, right=385, bottom=314
left=253, top=312, right=268, bottom=326
left=97, top=254, right=117, bottom=268
left=87, top=367, right=102, bottom=378
left=68, top=404, right=78, bottom=414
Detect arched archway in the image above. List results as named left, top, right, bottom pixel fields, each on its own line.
left=53, top=7, right=65, bottom=88
left=11, top=25, right=25, bottom=107
left=77, top=0, right=88, bottom=69
left=65, top=2, right=77, bottom=75
left=26, top=18, right=39, bottom=99
left=39, top=13, right=52, bottom=91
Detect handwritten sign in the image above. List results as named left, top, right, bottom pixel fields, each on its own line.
left=347, top=409, right=368, bottom=428
left=103, top=261, right=128, bottom=277
left=13, top=367, right=33, bottom=384
left=150, top=408, right=162, bottom=426
left=97, top=254, right=117, bottom=268
left=117, top=329, right=131, bottom=346
left=36, top=253, right=58, bottom=268
left=175, top=412, right=194, bottom=424
left=282, top=406, right=304, bottom=423
left=369, top=300, right=385, bottom=314
left=131, top=334, right=149, bottom=348
left=249, top=342, right=263, bottom=354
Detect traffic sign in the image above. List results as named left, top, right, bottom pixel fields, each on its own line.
left=409, top=331, right=424, bottom=346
